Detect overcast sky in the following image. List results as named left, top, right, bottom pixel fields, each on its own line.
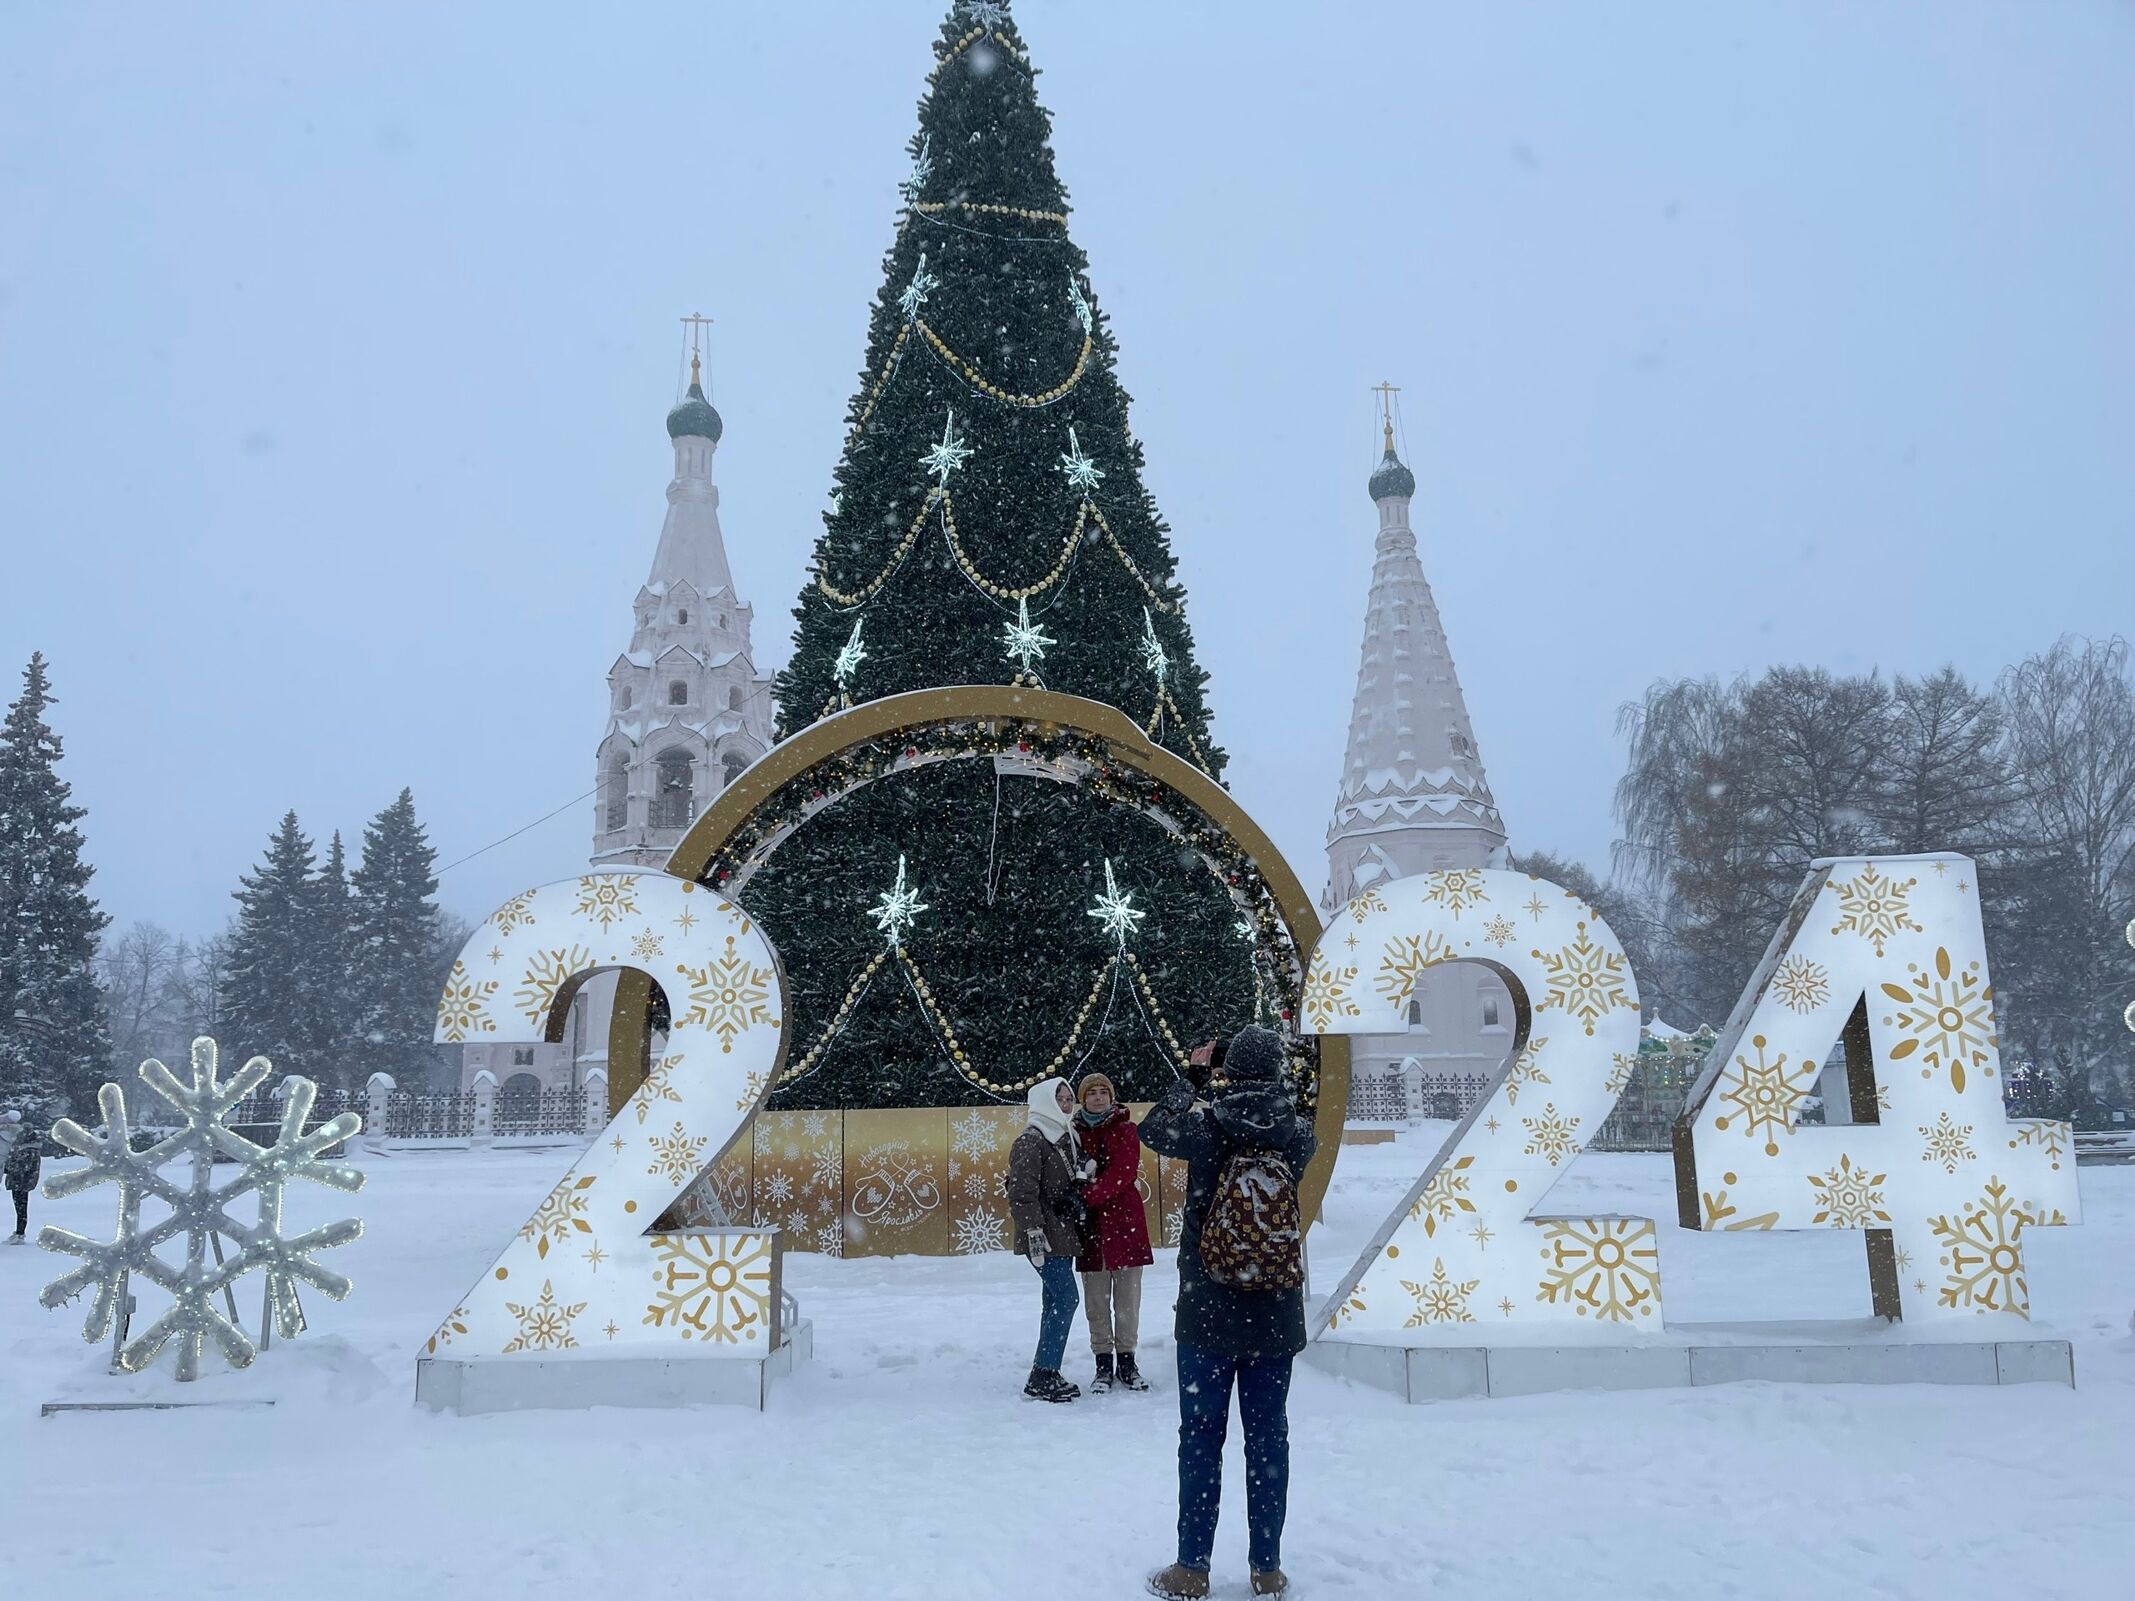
left=3, top=0, right=2130, bottom=943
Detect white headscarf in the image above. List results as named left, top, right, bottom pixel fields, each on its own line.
left=1025, top=1076, right=1073, bottom=1141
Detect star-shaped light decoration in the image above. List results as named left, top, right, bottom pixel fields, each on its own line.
left=920, top=408, right=973, bottom=486
left=1058, top=425, right=1104, bottom=495
left=897, top=251, right=938, bottom=320
left=1233, top=915, right=1255, bottom=942
left=833, top=618, right=867, bottom=690
left=899, top=132, right=933, bottom=204
left=1001, top=596, right=1053, bottom=675
left=1087, top=858, right=1146, bottom=946
left=964, top=0, right=1007, bottom=28
left=1139, top=607, right=1169, bottom=686
left=1068, top=274, right=1093, bottom=335
left=868, top=854, right=930, bottom=947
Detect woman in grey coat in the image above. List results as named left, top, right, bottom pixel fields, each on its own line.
left=1004, top=1075, right=1086, bottom=1402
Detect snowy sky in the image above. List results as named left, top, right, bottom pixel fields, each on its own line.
left=3, top=0, right=2130, bottom=942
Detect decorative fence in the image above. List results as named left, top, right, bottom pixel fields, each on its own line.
left=181, top=1072, right=606, bottom=1149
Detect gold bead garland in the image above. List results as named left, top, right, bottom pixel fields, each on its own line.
left=1090, top=506, right=1179, bottom=615
left=916, top=318, right=1092, bottom=410
left=815, top=487, right=941, bottom=607
left=846, top=323, right=914, bottom=445
left=913, top=199, right=1068, bottom=227
left=944, top=495, right=1085, bottom=602
left=928, top=24, right=1032, bottom=88
left=777, top=948, right=894, bottom=1086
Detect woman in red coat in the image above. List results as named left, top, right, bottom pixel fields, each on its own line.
left=1074, top=1073, right=1156, bottom=1392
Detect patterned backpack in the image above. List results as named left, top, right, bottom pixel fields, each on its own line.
left=1199, top=1150, right=1304, bottom=1291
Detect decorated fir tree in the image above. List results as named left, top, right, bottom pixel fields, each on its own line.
left=746, top=0, right=1256, bottom=1110
left=0, top=653, right=112, bottom=1117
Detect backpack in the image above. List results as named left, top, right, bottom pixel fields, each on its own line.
left=1198, top=1149, right=1303, bottom=1291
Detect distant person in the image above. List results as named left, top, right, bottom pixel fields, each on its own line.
left=1141, top=1026, right=1316, bottom=1600
left=1073, top=1072, right=1154, bottom=1393
left=1006, top=1075, right=1087, bottom=1403
left=5, top=1114, right=43, bottom=1241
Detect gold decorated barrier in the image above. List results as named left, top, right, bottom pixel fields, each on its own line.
left=675, top=1104, right=1190, bottom=1258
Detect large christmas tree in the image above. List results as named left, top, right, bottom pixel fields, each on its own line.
left=747, top=0, right=1257, bottom=1110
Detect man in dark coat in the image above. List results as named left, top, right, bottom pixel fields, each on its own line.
left=5, top=1114, right=44, bottom=1241
left=1141, top=1026, right=1316, bottom=1599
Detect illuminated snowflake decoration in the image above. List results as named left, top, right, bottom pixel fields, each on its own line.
left=1067, top=273, right=1093, bottom=334
left=1001, top=595, right=1053, bottom=674
left=964, top=0, right=1008, bottom=30
left=832, top=618, right=867, bottom=690
left=919, top=407, right=973, bottom=485
left=1058, top=424, right=1105, bottom=494
left=1139, top=606, right=1169, bottom=686
left=36, top=1037, right=365, bottom=1381
left=897, top=250, right=938, bottom=319
left=868, top=853, right=931, bottom=946
left=899, top=132, right=933, bottom=203
left=1088, top=858, right=1147, bottom=946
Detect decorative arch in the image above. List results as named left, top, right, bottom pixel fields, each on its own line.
left=650, top=745, right=697, bottom=830
left=600, top=687, right=1346, bottom=1227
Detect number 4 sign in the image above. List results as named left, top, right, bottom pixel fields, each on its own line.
left=1303, top=855, right=2078, bottom=1339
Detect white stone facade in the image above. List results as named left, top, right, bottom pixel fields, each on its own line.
left=460, top=363, right=774, bottom=1095
left=1324, top=431, right=1514, bottom=1110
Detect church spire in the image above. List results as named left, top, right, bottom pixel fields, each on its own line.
left=648, top=314, right=733, bottom=599
left=1324, top=384, right=1505, bottom=910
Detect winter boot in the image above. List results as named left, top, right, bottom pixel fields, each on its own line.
left=1116, top=1351, right=1150, bottom=1391
left=1250, top=1568, right=1289, bottom=1595
left=1146, top=1565, right=1211, bottom=1599
left=1023, top=1366, right=1079, bottom=1403
left=1090, top=1353, right=1115, bottom=1393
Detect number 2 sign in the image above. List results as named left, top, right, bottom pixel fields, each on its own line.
left=1302, top=855, right=2079, bottom=1339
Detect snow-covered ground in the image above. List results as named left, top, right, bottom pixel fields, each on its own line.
left=4, top=1130, right=2133, bottom=1600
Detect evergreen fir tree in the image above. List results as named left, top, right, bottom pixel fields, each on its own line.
left=220, top=809, right=321, bottom=1077
left=349, top=789, right=442, bottom=1084
left=307, top=830, right=359, bottom=1073
left=746, top=2, right=1254, bottom=1109
left=0, top=654, right=112, bottom=1116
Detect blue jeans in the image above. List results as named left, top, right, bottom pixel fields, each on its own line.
left=1175, top=1343, right=1294, bottom=1573
left=1032, top=1254, right=1080, bottom=1371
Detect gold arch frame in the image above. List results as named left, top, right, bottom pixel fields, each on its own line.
left=599, top=686, right=1348, bottom=1229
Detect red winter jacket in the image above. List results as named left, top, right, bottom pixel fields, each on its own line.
left=1074, top=1106, right=1155, bottom=1273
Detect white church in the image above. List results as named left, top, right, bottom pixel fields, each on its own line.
left=457, top=342, right=776, bottom=1096
left=1324, top=402, right=1517, bottom=1114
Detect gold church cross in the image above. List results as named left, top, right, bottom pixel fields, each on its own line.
left=681, top=312, right=713, bottom=386
left=1372, top=380, right=1400, bottom=450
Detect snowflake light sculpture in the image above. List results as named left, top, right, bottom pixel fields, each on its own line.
left=899, top=132, right=933, bottom=204
left=897, top=251, right=938, bottom=320
left=832, top=618, right=868, bottom=691
left=869, top=853, right=930, bottom=946
left=919, top=407, right=973, bottom=486
left=1058, top=424, right=1104, bottom=494
left=38, top=1037, right=365, bottom=1381
left=1139, top=606, right=1169, bottom=686
left=1088, top=857, right=1146, bottom=946
left=1001, top=596, right=1053, bottom=675
left=1067, top=273, right=1093, bottom=334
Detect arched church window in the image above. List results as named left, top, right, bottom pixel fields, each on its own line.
left=1481, top=994, right=1502, bottom=1028
left=651, top=748, right=695, bottom=829
left=604, top=759, right=628, bottom=831
left=619, top=685, right=633, bottom=710
left=718, top=612, right=728, bottom=629
left=669, top=680, right=688, bottom=706
left=677, top=608, right=689, bottom=625
left=1406, top=998, right=1423, bottom=1028
left=721, top=751, right=748, bottom=787
left=729, top=685, right=746, bottom=712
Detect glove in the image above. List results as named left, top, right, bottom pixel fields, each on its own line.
left=1080, top=1159, right=1098, bottom=1182
left=1024, top=1230, right=1048, bottom=1269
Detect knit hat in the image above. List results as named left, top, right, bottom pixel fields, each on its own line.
left=1220, top=1025, right=1287, bottom=1083
left=1077, top=1072, right=1116, bottom=1107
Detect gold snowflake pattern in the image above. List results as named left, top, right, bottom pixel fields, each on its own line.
left=1700, top=1189, right=1779, bottom=1231
left=584, top=1242, right=608, bottom=1273
left=1713, top=1035, right=1816, bottom=1156
left=1374, top=931, right=1455, bottom=1010
left=1928, top=1177, right=2064, bottom=1316
left=515, top=945, right=592, bottom=1028
left=1345, top=888, right=1388, bottom=921
left=1408, top=1155, right=1477, bottom=1237
left=575, top=875, right=639, bottom=929
left=489, top=890, right=537, bottom=935
left=1807, top=1154, right=1891, bottom=1227
left=1828, top=864, right=1920, bottom=957
left=736, top=1069, right=767, bottom=1112
left=1523, top=894, right=1549, bottom=922
left=502, top=1279, right=587, bottom=1352
left=674, top=936, right=779, bottom=1053
left=1401, top=1257, right=1480, bottom=1326
left=1521, top=1102, right=1580, bottom=1166
left=631, top=929, right=665, bottom=962
left=425, top=1305, right=470, bottom=1355
left=1469, top=1222, right=1495, bottom=1250
left=1605, top=1053, right=1637, bottom=1097
left=1503, top=1037, right=1551, bottom=1106
left=1482, top=914, right=1517, bottom=949
left=1881, top=946, right=1996, bottom=1094
left=521, top=1173, right=597, bottom=1258
left=1300, top=959, right=1360, bottom=1031
left=634, top=1053, right=684, bottom=1125
left=1920, top=1111, right=1976, bottom=1175
left=436, top=960, right=498, bottom=1041
left=1422, top=869, right=1490, bottom=919
left=1531, top=923, right=1635, bottom=1036
left=1536, top=1218, right=1660, bottom=1321
left=1772, top=954, right=1831, bottom=1014
left=1499, top=1297, right=1516, bottom=1317
left=647, top=1120, right=710, bottom=1184
left=2007, top=1120, right=2069, bottom=1171
left=674, top=905, right=698, bottom=934
left=643, top=1233, right=774, bottom=1343
left=1325, top=1283, right=1370, bottom=1329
